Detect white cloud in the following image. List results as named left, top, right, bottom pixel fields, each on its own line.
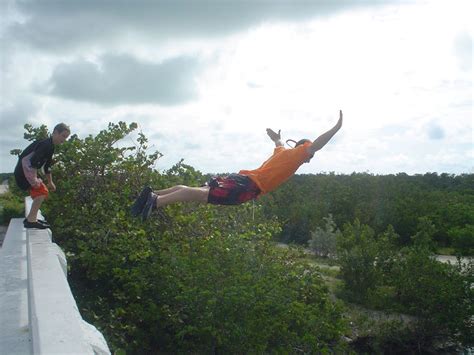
left=453, top=31, right=472, bottom=72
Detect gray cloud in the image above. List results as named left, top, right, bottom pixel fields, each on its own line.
left=9, top=0, right=392, bottom=51
left=0, top=99, right=41, bottom=172
left=48, top=54, right=201, bottom=105
left=0, top=98, right=39, bottom=135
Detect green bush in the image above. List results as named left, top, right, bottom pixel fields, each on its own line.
left=260, top=173, right=474, bottom=249
left=389, top=248, right=473, bottom=346
left=25, top=122, right=348, bottom=353
left=0, top=192, right=24, bottom=225
left=336, top=219, right=380, bottom=303
left=308, top=214, right=339, bottom=258
left=449, top=225, right=474, bottom=256
left=337, top=218, right=473, bottom=349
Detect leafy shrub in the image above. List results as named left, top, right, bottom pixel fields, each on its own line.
left=449, top=225, right=474, bottom=256
left=337, top=218, right=474, bottom=349
left=336, top=219, right=380, bottom=303
left=23, top=122, right=347, bottom=353
left=260, top=173, right=474, bottom=250
left=388, top=247, right=473, bottom=347
left=0, top=191, right=24, bottom=225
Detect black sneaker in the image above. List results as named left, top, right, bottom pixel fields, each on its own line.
left=24, top=218, right=50, bottom=227
left=38, top=219, right=51, bottom=228
left=131, top=186, right=153, bottom=217
left=24, top=220, right=48, bottom=229
left=142, top=193, right=158, bottom=221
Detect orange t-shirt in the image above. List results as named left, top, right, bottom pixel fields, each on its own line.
left=239, top=142, right=312, bottom=195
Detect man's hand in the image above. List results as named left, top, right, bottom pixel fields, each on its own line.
left=45, top=173, right=55, bottom=192
left=266, top=128, right=283, bottom=147
left=47, top=181, right=56, bottom=192
left=266, top=128, right=281, bottom=142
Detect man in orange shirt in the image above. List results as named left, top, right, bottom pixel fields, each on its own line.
left=132, top=110, right=343, bottom=221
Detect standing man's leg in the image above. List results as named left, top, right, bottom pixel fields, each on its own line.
left=24, top=182, right=50, bottom=229
left=27, top=195, right=45, bottom=222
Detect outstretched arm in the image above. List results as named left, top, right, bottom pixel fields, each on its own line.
left=307, top=110, right=343, bottom=155
left=266, top=128, right=283, bottom=147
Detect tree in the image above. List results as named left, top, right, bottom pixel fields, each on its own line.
left=411, top=216, right=437, bottom=251
left=449, top=224, right=474, bottom=256
left=337, top=219, right=473, bottom=349
left=20, top=122, right=347, bottom=353
left=260, top=173, right=473, bottom=254
left=308, top=214, right=339, bottom=258
left=336, top=219, right=379, bottom=303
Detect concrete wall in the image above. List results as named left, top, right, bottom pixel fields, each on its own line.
left=0, top=218, right=31, bottom=354
left=0, top=198, right=110, bottom=354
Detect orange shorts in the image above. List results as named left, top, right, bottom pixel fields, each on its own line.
left=30, top=182, right=49, bottom=199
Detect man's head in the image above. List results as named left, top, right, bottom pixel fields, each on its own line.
left=295, top=139, right=314, bottom=163
left=295, top=139, right=311, bottom=147
left=52, top=123, right=70, bottom=145
left=287, top=138, right=314, bottom=163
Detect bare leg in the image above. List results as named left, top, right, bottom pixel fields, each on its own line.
left=154, top=185, right=187, bottom=196
left=27, top=196, right=45, bottom=222
left=156, top=186, right=210, bottom=208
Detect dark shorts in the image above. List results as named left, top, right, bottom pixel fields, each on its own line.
left=207, top=174, right=261, bottom=205
left=14, top=163, right=30, bottom=191
left=14, top=164, right=49, bottom=199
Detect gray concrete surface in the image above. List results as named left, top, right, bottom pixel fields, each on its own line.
left=0, top=225, right=7, bottom=247
left=0, top=219, right=31, bottom=354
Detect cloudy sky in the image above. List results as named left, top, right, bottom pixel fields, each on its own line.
left=1, top=0, right=472, bottom=175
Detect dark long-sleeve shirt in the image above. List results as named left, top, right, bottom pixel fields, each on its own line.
left=19, top=137, right=55, bottom=174
left=14, top=137, right=55, bottom=190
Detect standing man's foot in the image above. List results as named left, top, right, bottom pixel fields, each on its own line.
left=23, top=220, right=49, bottom=229
left=142, top=193, right=158, bottom=221
left=24, top=218, right=50, bottom=227
left=131, top=186, right=153, bottom=217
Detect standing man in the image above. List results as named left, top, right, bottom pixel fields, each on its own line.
left=14, top=123, right=70, bottom=229
left=132, top=110, right=343, bottom=221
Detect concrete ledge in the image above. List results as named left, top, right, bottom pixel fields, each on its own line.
left=0, top=198, right=110, bottom=354
left=0, top=218, right=31, bottom=354
left=27, top=231, right=91, bottom=354
left=24, top=197, right=110, bottom=354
